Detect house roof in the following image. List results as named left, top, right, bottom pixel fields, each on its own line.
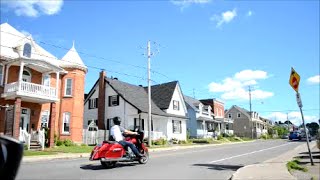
left=61, top=42, right=87, bottom=72
left=106, top=77, right=168, bottom=117
left=146, top=81, right=178, bottom=110
left=184, top=95, right=201, bottom=111
left=0, top=23, right=86, bottom=72
left=0, top=23, right=59, bottom=65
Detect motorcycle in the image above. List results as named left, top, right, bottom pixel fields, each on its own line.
left=89, top=128, right=149, bottom=168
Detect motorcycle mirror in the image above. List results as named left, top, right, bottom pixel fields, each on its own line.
left=0, top=135, right=24, bottom=179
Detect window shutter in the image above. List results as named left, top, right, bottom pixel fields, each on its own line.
left=172, top=120, right=174, bottom=133
left=107, top=119, right=110, bottom=130
left=179, top=121, right=182, bottom=133
left=142, top=119, right=145, bottom=130
left=151, top=119, right=153, bottom=131
left=134, top=118, right=137, bottom=129
left=116, top=95, right=120, bottom=105
left=95, top=98, right=98, bottom=108
left=88, top=99, right=92, bottom=109
left=108, top=96, right=111, bottom=106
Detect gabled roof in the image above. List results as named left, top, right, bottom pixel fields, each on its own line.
left=146, top=81, right=178, bottom=110
left=226, top=105, right=251, bottom=119
left=0, top=23, right=59, bottom=64
left=106, top=77, right=167, bottom=116
left=184, top=95, right=201, bottom=111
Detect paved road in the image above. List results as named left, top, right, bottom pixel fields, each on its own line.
left=17, top=140, right=304, bottom=180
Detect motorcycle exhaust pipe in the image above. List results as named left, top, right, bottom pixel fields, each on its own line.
left=101, top=157, right=132, bottom=162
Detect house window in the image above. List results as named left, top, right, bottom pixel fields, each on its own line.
left=172, top=120, right=182, bottom=133
left=173, top=100, right=180, bottom=110
left=22, top=70, right=31, bottom=82
left=88, top=98, right=98, bottom=109
left=40, top=111, right=50, bottom=128
left=237, top=113, right=241, bottom=118
left=88, top=119, right=98, bottom=131
left=23, top=43, right=31, bottom=58
left=134, top=118, right=145, bottom=130
left=206, top=122, right=214, bottom=132
left=228, top=113, right=232, bottom=118
left=108, top=95, right=119, bottom=106
left=42, top=74, right=50, bottom=87
left=0, top=64, right=3, bottom=85
left=62, top=112, right=71, bottom=134
left=64, top=78, right=73, bottom=96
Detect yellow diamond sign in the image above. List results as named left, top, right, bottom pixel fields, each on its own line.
left=289, top=67, right=300, bottom=92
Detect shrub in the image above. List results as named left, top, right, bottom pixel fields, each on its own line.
left=191, top=139, right=210, bottom=144
left=178, top=140, right=187, bottom=144
left=55, top=140, right=63, bottom=146
left=217, top=135, right=224, bottom=140
left=152, top=138, right=167, bottom=145
left=63, top=139, right=74, bottom=146
left=24, top=144, right=28, bottom=150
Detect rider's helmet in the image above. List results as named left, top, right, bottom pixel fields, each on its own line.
left=113, top=117, right=121, bottom=125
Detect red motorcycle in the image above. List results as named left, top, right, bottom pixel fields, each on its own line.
left=89, top=129, right=149, bottom=168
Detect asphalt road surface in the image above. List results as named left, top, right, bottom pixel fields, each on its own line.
left=17, top=140, right=304, bottom=180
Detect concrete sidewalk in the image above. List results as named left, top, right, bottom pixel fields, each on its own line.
left=231, top=141, right=317, bottom=180
left=22, top=140, right=253, bottom=163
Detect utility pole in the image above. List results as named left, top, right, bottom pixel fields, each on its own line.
left=193, top=88, right=196, bottom=99
left=147, top=40, right=152, bottom=147
left=249, top=86, right=253, bottom=139
left=286, top=113, right=290, bottom=132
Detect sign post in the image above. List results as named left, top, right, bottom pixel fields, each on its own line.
left=289, top=67, right=314, bottom=166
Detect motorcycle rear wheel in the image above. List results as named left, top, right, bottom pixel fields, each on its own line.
left=138, top=151, right=149, bottom=164
left=101, top=161, right=116, bottom=168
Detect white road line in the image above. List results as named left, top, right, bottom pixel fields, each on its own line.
left=209, top=142, right=292, bottom=164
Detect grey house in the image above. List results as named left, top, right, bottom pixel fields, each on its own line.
left=225, top=105, right=268, bottom=138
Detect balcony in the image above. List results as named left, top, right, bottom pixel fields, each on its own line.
left=2, top=81, right=58, bottom=103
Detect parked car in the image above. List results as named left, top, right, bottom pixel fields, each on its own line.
left=289, top=131, right=301, bottom=140
left=281, top=134, right=289, bottom=139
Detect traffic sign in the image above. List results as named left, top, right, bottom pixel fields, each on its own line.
left=289, top=67, right=300, bottom=92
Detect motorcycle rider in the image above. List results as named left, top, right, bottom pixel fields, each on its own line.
left=110, top=117, right=145, bottom=158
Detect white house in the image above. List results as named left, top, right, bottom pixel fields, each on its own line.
left=83, top=71, right=188, bottom=144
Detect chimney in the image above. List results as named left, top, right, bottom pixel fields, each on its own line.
left=98, top=70, right=106, bottom=130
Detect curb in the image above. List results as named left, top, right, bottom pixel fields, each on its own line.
left=23, top=140, right=255, bottom=162
left=23, top=153, right=90, bottom=163
left=230, top=141, right=316, bottom=180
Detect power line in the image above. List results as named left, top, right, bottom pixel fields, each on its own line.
left=0, top=30, right=169, bottom=79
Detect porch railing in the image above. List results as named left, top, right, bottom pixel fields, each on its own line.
left=4, top=81, right=57, bottom=99
left=19, top=127, right=30, bottom=150
left=38, top=129, right=45, bottom=150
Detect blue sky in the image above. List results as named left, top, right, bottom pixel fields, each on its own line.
left=1, top=0, right=319, bottom=125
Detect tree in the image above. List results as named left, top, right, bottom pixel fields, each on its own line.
left=306, top=122, right=319, bottom=136
left=273, top=126, right=289, bottom=137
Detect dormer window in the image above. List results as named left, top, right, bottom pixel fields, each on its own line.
left=23, top=43, right=31, bottom=58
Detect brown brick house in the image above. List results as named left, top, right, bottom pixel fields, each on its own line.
left=0, top=23, right=87, bottom=148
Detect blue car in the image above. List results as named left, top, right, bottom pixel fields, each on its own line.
left=289, top=131, right=301, bottom=140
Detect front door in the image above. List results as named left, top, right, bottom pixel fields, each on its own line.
left=20, top=108, right=30, bottom=132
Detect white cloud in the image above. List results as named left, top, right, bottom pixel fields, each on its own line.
left=266, top=112, right=318, bottom=126
left=246, top=10, right=253, bottom=17
left=307, top=75, right=320, bottom=84
left=1, top=0, right=63, bottom=17
left=235, top=70, right=268, bottom=81
left=211, top=8, right=237, bottom=28
left=171, top=0, right=211, bottom=11
left=208, top=69, right=274, bottom=100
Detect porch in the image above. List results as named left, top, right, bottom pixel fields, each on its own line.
left=2, top=81, right=58, bottom=103
left=1, top=57, right=65, bottom=103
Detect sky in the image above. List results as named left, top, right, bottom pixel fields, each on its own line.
left=1, top=0, right=319, bottom=125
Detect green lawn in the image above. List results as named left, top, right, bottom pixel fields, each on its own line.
left=23, top=145, right=94, bottom=156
